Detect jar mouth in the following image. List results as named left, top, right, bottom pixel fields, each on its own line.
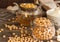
left=20, top=3, right=37, bottom=9
left=20, top=3, right=37, bottom=11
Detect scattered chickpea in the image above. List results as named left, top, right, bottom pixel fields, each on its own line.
left=0, top=31, right=2, bottom=33
left=1, top=29, right=4, bottom=31
left=12, top=18, right=15, bottom=20
left=12, top=33, right=16, bottom=35
left=47, top=41, right=50, bottom=42
left=5, top=24, right=8, bottom=27
left=50, top=40, right=53, bottom=42
left=3, top=35, right=6, bottom=38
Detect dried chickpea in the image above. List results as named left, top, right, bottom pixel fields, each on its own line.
left=33, top=17, right=55, bottom=40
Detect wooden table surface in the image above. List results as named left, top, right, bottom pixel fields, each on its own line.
left=0, top=9, right=59, bottom=42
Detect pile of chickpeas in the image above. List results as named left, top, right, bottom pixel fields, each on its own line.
left=8, top=36, right=54, bottom=42
left=8, top=36, right=41, bottom=42
left=20, top=3, right=37, bottom=9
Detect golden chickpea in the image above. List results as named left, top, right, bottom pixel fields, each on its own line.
left=1, top=29, right=4, bottom=31
left=3, top=35, right=6, bottom=38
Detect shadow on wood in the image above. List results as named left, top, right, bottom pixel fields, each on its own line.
left=0, top=0, right=34, bottom=8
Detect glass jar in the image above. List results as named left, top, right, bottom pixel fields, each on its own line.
left=32, top=17, right=55, bottom=40
left=16, top=4, right=43, bottom=26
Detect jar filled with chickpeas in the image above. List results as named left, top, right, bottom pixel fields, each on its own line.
left=16, top=3, right=43, bottom=26
left=32, top=17, right=55, bottom=41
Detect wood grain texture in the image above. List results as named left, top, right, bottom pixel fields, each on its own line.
left=0, top=0, right=34, bottom=8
